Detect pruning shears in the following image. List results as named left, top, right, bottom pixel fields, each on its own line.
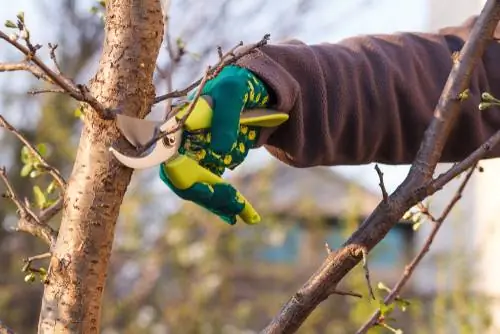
left=109, top=95, right=289, bottom=225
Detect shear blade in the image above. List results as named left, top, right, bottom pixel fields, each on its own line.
left=110, top=116, right=182, bottom=169
left=116, top=114, right=164, bottom=148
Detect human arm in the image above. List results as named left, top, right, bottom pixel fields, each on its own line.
left=235, top=15, right=500, bottom=167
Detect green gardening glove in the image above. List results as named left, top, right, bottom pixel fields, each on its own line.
left=159, top=65, right=271, bottom=225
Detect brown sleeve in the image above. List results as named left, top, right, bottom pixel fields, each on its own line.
left=235, top=16, right=500, bottom=167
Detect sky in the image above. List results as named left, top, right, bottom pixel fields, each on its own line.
left=0, top=0, right=485, bottom=195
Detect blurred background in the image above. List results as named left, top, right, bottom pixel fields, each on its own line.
left=1, top=0, right=500, bottom=333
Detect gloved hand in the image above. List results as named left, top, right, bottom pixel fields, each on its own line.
left=159, top=65, right=271, bottom=225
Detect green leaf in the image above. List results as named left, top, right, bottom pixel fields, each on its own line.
left=21, top=146, right=31, bottom=164
left=4, top=20, right=17, bottom=29
left=74, top=107, right=84, bottom=119
left=37, top=143, right=47, bottom=157
left=377, top=282, right=391, bottom=293
left=24, top=273, right=35, bottom=283
left=16, top=12, right=25, bottom=23
left=20, top=163, right=33, bottom=177
left=30, top=170, right=42, bottom=178
left=33, top=185, right=47, bottom=209
left=395, top=298, right=411, bottom=312
left=47, top=181, right=56, bottom=194
left=379, top=300, right=395, bottom=317
left=412, top=221, right=423, bottom=231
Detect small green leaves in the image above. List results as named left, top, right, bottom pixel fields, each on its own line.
left=19, top=143, right=50, bottom=178
left=458, top=88, right=470, bottom=101
left=479, top=91, right=500, bottom=111
left=16, top=11, right=25, bottom=24
left=37, top=143, right=47, bottom=156
left=24, top=272, right=35, bottom=283
left=395, top=298, right=411, bottom=312
left=4, top=20, right=17, bottom=29
left=47, top=181, right=56, bottom=194
left=20, top=163, right=33, bottom=177
left=23, top=267, right=47, bottom=284
left=378, top=300, right=395, bottom=318
left=74, top=107, right=84, bottom=120
left=33, top=185, right=47, bottom=209
left=38, top=267, right=47, bottom=283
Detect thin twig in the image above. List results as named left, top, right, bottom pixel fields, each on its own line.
left=374, top=164, right=388, bottom=202
left=331, top=290, right=363, bottom=299
left=358, top=247, right=375, bottom=300
left=47, top=43, right=62, bottom=75
left=356, top=164, right=477, bottom=334
left=0, top=115, right=66, bottom=190
left=0, top=61, right=51, bottom=81
left=0, top=30, right=112, bottom=119
left=0, top=167, right=57, bottom=247
left=28, top=88, right=66, bottom=95
left=39, top=197, right=63, bottom=222
left=154, top=34, right=270, bottom=104
left=22, top=252, right=51, bottom=272
left=136, top=67, right=211, bottom=154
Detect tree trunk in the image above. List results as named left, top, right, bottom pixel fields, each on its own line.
left=37, top=0, right=164, bottom=332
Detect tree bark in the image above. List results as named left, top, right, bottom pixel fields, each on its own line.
left=37, top=0, right=164, bottom=333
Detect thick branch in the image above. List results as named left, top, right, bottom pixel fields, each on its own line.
left=0, top=30, right=112, bottom=119
left=0, top=167, right=57, bottom=248
left=0, top=115, right=66, bottom=190
left=261, top=2, right=500, bottom=333
left=356, top=163, right=477, bottom=333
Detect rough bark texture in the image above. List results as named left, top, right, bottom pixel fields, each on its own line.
left=37, top=1, right=164, bottom=333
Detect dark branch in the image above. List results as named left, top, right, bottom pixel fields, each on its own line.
left=358, top=247, right=375, bottom=300
left=374, top=164, right=388, bottom=202
left=331, top=289, right=363, bottom=299
left=261, top=2, right=500, bottom=332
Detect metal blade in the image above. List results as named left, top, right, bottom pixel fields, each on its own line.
left=116, top=114, right=164, bottom=148
left=110, top=117, right=183, bottom=169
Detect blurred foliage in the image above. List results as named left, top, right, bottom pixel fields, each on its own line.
left=0, top=1, right=498, bottom=334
